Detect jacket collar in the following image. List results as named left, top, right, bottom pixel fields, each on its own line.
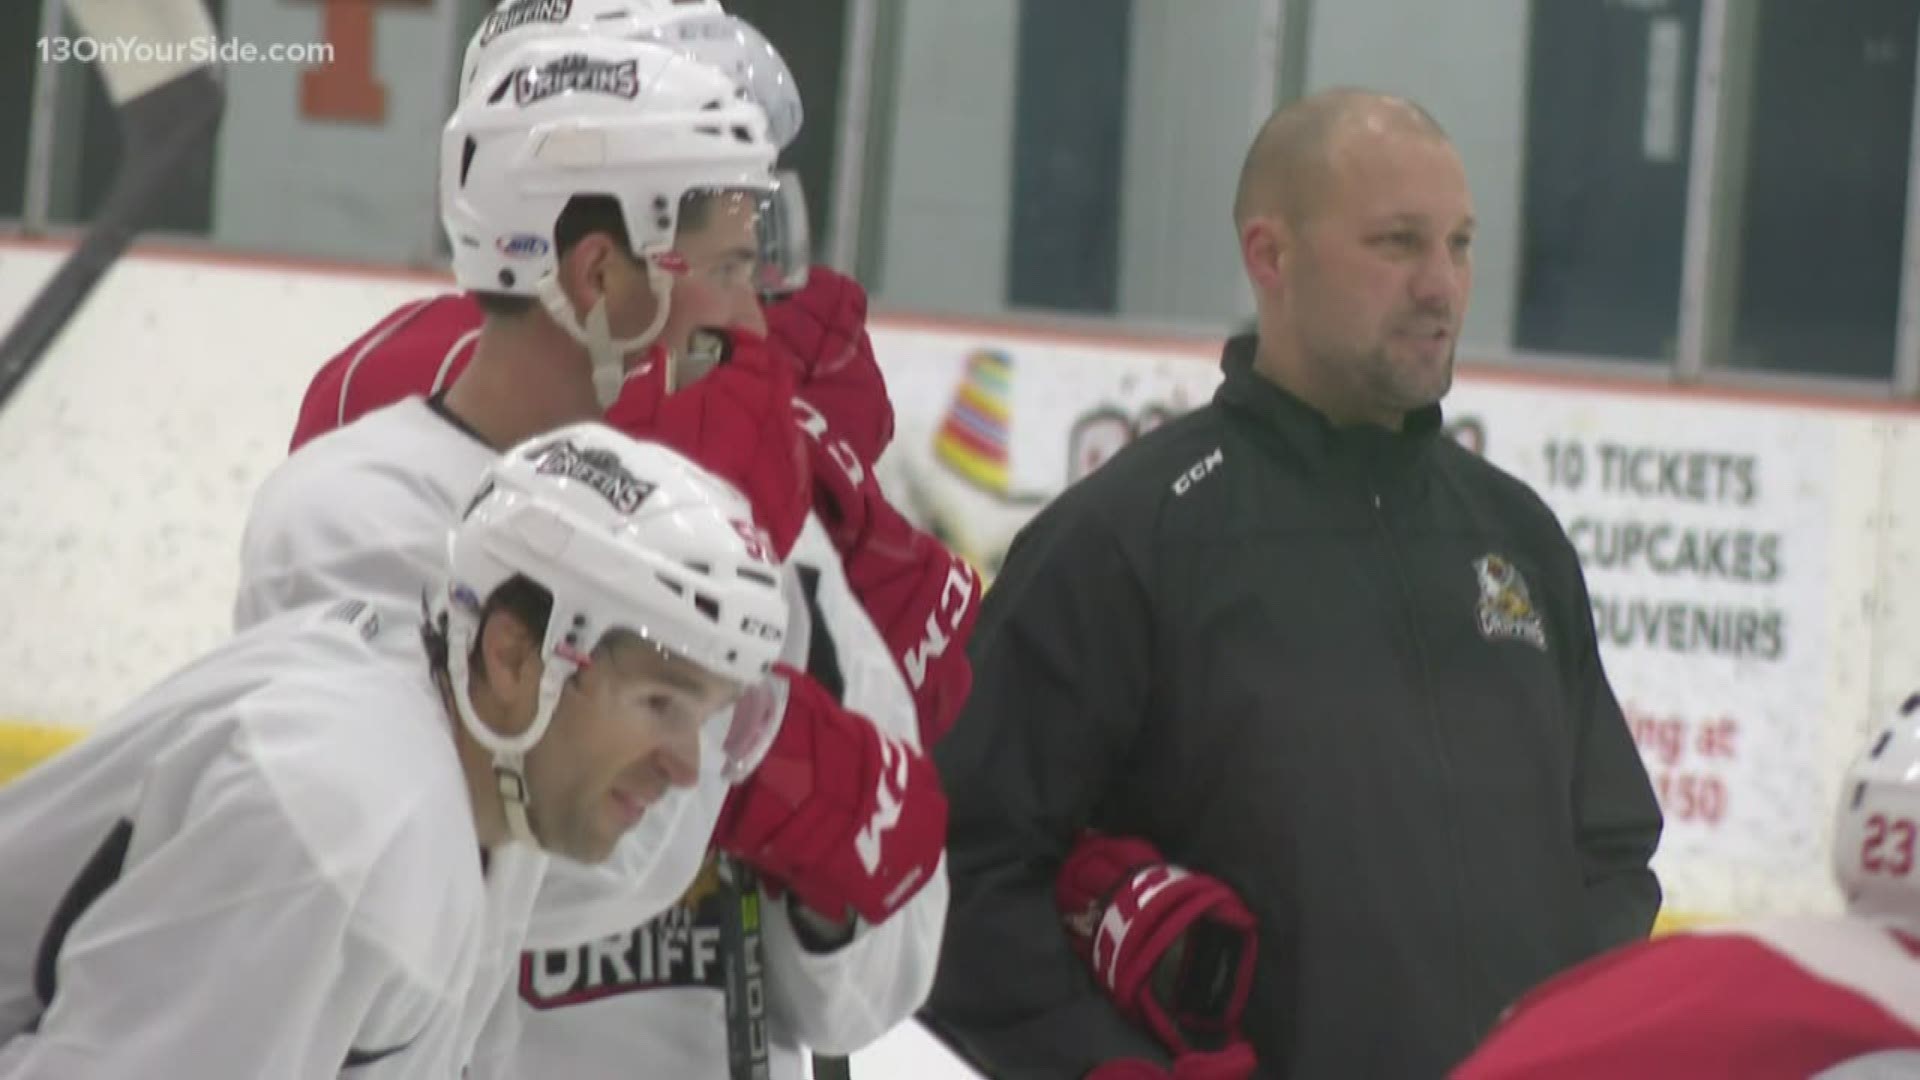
left=1212, top=332, right=1444, bottom=486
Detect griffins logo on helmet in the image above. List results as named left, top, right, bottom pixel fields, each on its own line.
left=526, top=439, right=655, bottom=514
left=477, top=0, right=572, bottom=47
left=514, top=54, right=640, bottom=107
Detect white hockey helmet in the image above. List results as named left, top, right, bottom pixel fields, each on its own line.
left=461, top=0, right=804, bottom=151
left=1832, top=691, right=1920, bottom=923
left=437, top=420, right=791, bottom=847
left=441, top=35, right=807, bottom=406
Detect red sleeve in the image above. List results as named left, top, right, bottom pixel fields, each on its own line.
left=766, top=265, right=895, bottom=466
left=287, top=293, right=484, bottom=452
left=1452, top=933, right=1920, bottom=1080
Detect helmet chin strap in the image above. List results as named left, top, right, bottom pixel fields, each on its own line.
left=492, top=750, right=540, bottom=848
left=446, top=621, right=576, bottom=851
left=536, top=259, right=678, bottom=408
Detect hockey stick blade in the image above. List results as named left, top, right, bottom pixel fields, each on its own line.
left=0, top=65, right=224, bottom=412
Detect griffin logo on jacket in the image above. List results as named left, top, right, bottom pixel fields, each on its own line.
left=1473, top=554, right=1547, bottom=651
left=519, top=861, right=730, bottom=1008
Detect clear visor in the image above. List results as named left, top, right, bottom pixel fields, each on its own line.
left=711, top=671, right=787, bottom=783
left=569, top=631, right=786, bottom=787
left=656, top=175, right=809, bottom=299
left=757, top=170, right=811, bottom=296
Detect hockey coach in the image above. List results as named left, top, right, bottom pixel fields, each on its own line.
left=924, top=88, right=1664, bottom=1080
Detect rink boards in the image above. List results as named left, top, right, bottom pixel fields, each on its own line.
left=1, top=238, right=1916, bottom=935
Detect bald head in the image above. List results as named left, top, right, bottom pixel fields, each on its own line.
left=1232, top=88, right=1450, bottom=230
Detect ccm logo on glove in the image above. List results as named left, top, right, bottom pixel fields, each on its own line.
left=855, top=734, right=909, bottom=876
left=713, top=669, right=947, bottom=925
left=1092, top=865, right=1190, bottom=992
left=793, top=398, right=867, bottom=490
left=1058, top=831, right=1259, bottom=1056
left=903, top=564, right=975, bottom=692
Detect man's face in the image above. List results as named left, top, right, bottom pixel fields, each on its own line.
left=580, top=192, right=766, bottom=381
left=521, top=637, right=740, bottom=864
left=660, top=192, right=769, bottom=369
left=1286, top=128, right=1475, bottom=420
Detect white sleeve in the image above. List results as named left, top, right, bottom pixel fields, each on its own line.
left=761, top=855, right=950, bottom=1054
left=0, top=750, right=415, bottom=1079
left=233, top=455, right=451, bottom=631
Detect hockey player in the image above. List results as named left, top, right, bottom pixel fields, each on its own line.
left=286, top=0, right=979, bottom=751
left=1452, top=694, right=1920, bottom=1079
left=0, top=423, right=791, bottom=1078
left=236, top=33, right=950, bottom=1080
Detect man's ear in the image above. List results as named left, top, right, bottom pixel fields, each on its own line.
left=1241, top=214, right=1290, bottom=293
left=557, top=232, right=616, bottom=318
left=476, top=611, right=543, bottom=738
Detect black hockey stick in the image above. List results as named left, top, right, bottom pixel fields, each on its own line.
left=0, top=49, right=224, bottom=413
left=717, top=854, right=773, bottom=1080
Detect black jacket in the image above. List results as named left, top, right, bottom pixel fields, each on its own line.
left=926, top=335, right=1663, bottom=1079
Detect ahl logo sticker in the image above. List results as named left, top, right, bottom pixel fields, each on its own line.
left=526, top=439, right=654, bottom=513
left=1473, top=554, right=1547, bottom=651
left=496, top=233, right=549, bottom=259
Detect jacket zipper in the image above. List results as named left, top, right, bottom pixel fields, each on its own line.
left=1367, top=479, right=1499, bottom=1046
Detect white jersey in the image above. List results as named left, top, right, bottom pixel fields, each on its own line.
left=235, top=396, right=495, bottom=639
left=237, top=395, right=948, bottom=1078
left=0, top=601, right=542, bottom=1079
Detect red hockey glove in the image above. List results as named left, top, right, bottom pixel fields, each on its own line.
left=1082, top=1045, right=1258, bottom=1080
left=712, top=666, right=948, bottom=925
left=766, top=265, right=895, bottom=464
left=604, top=330, right=811, bottom=560
left=793, top=396, right=981, bottom=746
left=1058, top=832, right=1259, bottom=1056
